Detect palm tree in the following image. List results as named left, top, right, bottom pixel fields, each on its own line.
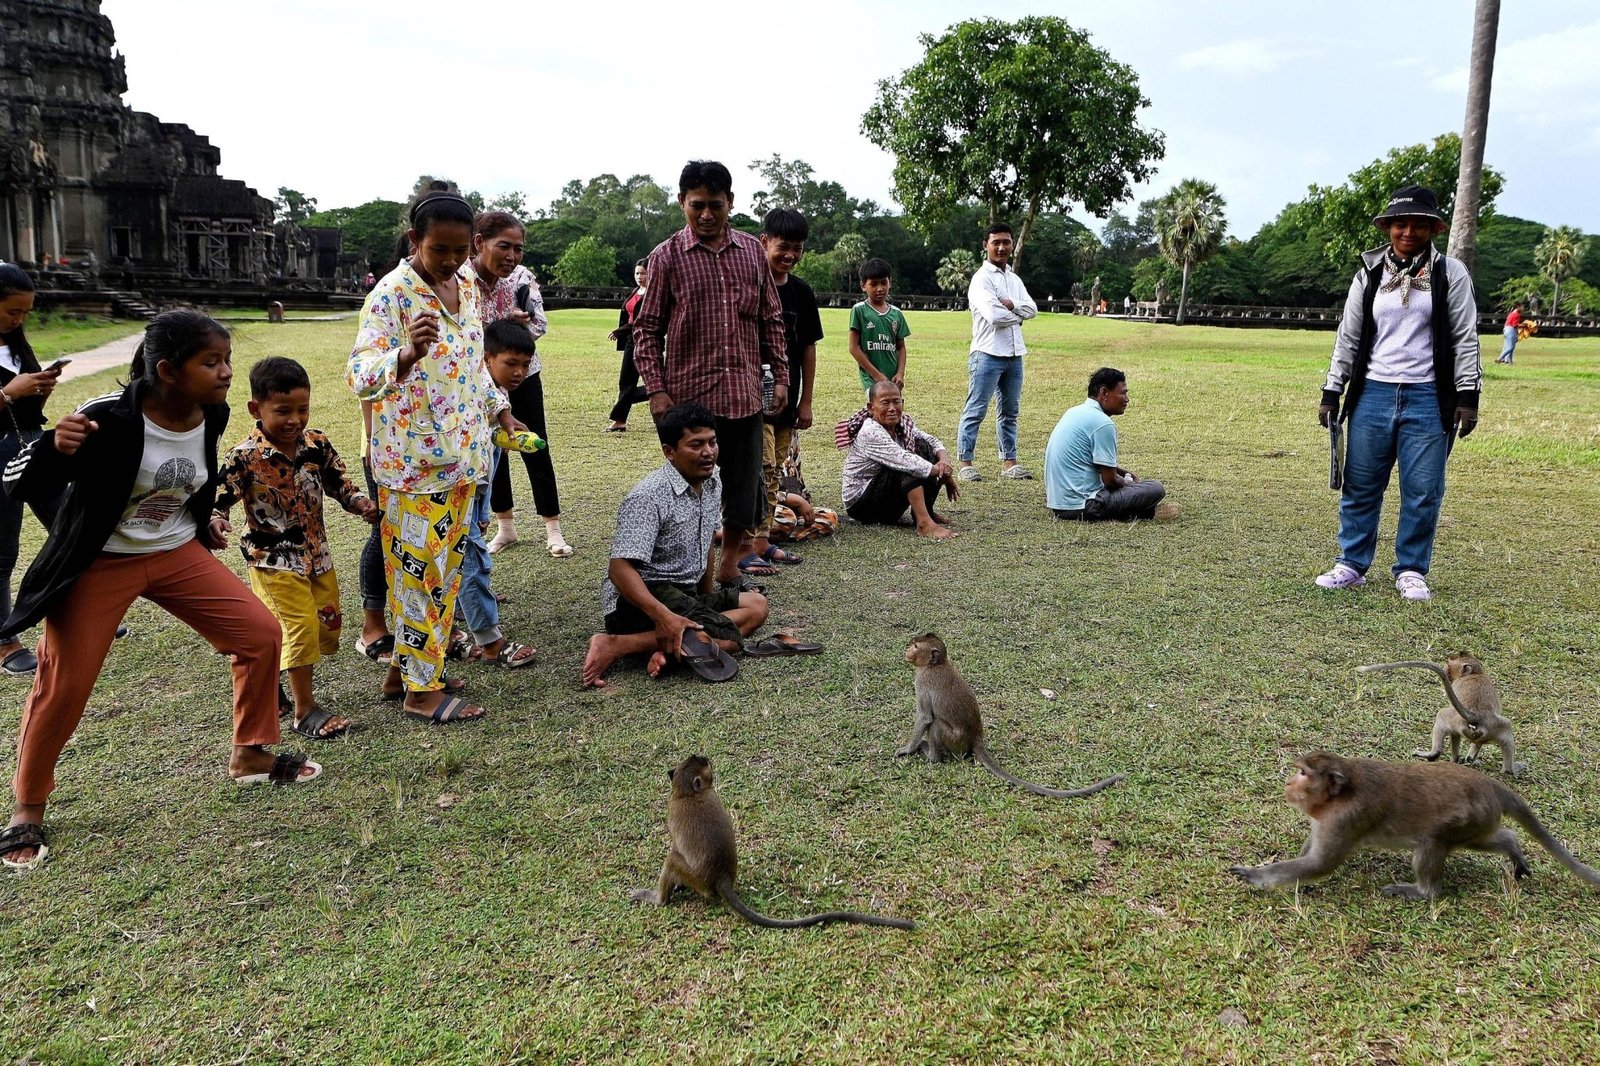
left=936, top=248, right=979, bottom=294
left=1534, top=226, right=1586, bottom=316
left=1447, top=0, right=1501, bottom=271
left=1155, top=179, right=1228, bottom=325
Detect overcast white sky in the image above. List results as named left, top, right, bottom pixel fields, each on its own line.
left=100, top=0, right=1600, bottom=239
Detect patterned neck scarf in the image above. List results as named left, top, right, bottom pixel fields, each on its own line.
left=835, top=406, right=918, bottom=450
left=1379, top=248, right=1433, bottom=307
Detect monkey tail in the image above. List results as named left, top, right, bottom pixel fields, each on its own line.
left=973, top=746, right=1125, bottom=800
left=1505, top=794, right=1600, bottom=889
left=1356, top=660, right=1485, bottom=727
left=716, top=880, right=915, bottom=930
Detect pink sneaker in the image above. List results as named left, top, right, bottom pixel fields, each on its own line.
left=1315, top=563, right=1366, bottom=590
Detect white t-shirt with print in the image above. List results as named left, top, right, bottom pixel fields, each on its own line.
left=103, top=417, right=207, bottom=554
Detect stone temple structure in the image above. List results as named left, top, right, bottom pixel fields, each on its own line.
left=0, top=0, right=325, bottom=286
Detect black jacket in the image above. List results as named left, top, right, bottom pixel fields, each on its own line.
left=1, top=378, right=230, bottom=634
left=0, top=327, right=48, bottom=434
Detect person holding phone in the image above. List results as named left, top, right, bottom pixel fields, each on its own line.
left=0, top=264, right=65, bottom=676
left=464, top=211, right=572, bottom=558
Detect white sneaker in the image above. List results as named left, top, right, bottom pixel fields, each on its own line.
left=957, top=466, right=983, bottom=482
left=1000, top=464, right=1034, bottom=480
left=1314, top=563, right=1366, bottom=590
left=1395, top=570, right=1432, bottom=601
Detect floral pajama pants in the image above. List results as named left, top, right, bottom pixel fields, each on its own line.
left=379, top=483, right=471, bottom=692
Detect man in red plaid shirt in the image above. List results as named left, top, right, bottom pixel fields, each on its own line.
left=633, top=160, right=788, bottom=590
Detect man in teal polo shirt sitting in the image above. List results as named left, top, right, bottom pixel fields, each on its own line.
left=1044, top=367, right=1176, bottom=522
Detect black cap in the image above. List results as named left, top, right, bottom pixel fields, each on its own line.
left=1372, top=185, right=1447, bottom=228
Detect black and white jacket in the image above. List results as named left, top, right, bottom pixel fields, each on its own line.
left=1322, top=244, right=1482, bottom=433
left=1, top=378, right=230, bottom=634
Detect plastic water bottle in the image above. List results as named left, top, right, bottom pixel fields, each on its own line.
left=761, top=363, right=776, bottom=411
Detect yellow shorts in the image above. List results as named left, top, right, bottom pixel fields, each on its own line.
left=247, top=567, right=342, bottom=671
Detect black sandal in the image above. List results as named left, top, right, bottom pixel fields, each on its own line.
left=292, top=706, right=350, bottom=740
left=0, top=822, right=48, bottom=870
left=234, top=751, right=323, bottom=787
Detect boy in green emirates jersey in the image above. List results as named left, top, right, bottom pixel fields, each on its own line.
left=848, top=258, right=910, bottom=394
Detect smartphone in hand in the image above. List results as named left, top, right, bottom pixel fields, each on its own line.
left=45, top=358, right=72, bottom=372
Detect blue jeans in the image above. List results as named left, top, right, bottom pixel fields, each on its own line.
left=957, top=352, right=1024, bottom=462
left=1336, top=380, right=1451, bottom=577
left=457, top=453, right=502, bottom=647
left=1498, top=326, right=1517, bottom=362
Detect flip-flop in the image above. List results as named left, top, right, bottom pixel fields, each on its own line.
left=737, top=554, right=779, bottom=576
left=403, top=695, right=485, bottom=725
left=743, top=634, right=825, bottom=658
left=679, top=629, right=738, bottom=683
left=233, top=752, right=323, bottom=787
left=718, top=575, right=767, bottom=595
left=381, top=674, right=466, bottom=701
left=484, top=640, right=538, bottom=669
left=292, top=706, right=351, bottom=740
left=356, top=634, right=395, bottom=663
left=1, top=647, right=37, bottom=676
left=0, top=823, right=49, bottom=871
left=760, top=545, right=803, bottom=566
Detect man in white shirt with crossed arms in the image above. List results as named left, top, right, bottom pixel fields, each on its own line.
left=957, top=222, right=1038, bottom=482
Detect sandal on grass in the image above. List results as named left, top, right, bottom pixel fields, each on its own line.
left=761, top=545, right=802, bottom=566
left=1, top=647, right=37, bottom=676
left=355, top=634, right=395, bottom=663
left=484, top=640, right=538, bottom=669
left=0, top=823, right=48, bottom=871
left=679, top=629, right=738, bottom=683
left=292, top=706, right=350, bottom=741
left=744, top=634, right=825, bottom=658
left=234, top=751, right=323, bottom=787
left=446, top=632, right=476, bottom=662
left=381, top=674, right=466, bottom=702
left=547, top=540, right=575, bottom=558
left=737, top=553, right=778, bottom=576
left=404, top=695, right=485, bottom=725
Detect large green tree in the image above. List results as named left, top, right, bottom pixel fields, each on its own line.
left=861, top=16, right=1164, bottom=266
left=1300, top=134, right=1504, bottom=271
left=748, top=155, right=877, bottom=250
left=1155, top=179, right=1228, bottom=324
left=274, top=187, right=318, bottom=224
left=552, top=235, right=621, bottom=287
left=936, top=249, right=979, bottom=294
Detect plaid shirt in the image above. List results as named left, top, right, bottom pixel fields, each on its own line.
left=214, top=426, right=369, bottom=576
left=632, top=225, right=787, bottom=419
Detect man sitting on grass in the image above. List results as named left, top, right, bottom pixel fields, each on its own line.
left=582, top=403, right=768, bottom=688
left=1044, top=366, right=1178, bottom=522
left=838, top=380, right=958, bottom=541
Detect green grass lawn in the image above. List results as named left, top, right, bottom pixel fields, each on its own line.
left=3, top=311, right=1599, bottom=1063
left=22, top=314, right=143, bottom=362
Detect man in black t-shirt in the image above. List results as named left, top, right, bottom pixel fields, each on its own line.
left=747, top=208, right=824, bottom=570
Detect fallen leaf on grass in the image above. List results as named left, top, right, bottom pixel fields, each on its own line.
left=1218, top=1007, right=1248, bottom=1027
left=1039, top=689, right=1057, bottom=700
left=436, top=793, right=459, bottom=809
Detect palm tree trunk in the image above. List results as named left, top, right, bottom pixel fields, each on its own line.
left=1447, top=0, right=1501, bottom=272
left=1552, top=280, right=1562, bottom=317
left=1177, top=260, right=1192, bottom=325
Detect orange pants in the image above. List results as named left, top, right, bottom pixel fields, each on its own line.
left=12, top=538, right=283, bottom=805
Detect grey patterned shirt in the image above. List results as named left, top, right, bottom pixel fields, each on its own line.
left=600, top=461, right=722, bottom=616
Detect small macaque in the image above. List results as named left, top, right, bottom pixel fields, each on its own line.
left=1358, top=654, right=1524, bottom=776
left=1230, top=752, right=1600, bottom=899
left=629, top=754, right=914, bottom=931
left=899, top=633, right=1123, bottom=800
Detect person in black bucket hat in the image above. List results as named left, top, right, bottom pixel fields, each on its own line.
left=1313, top=185, right=1482, bottom=603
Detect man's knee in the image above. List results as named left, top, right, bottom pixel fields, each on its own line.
left=737, top=591, right=768, bottom=625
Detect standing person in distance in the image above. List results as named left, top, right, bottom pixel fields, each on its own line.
left=607, top=258, right=650, bottom=432
left=632, top=159, right=787, bottom=593
left=1316, top=185, right=1482, bottom=602
left=1496, top=302, right=1523, bottom=364
left=465, top=211, right=573, bottom=558
left=0, top=263, right=66, bottom=676
left=2, top=311, right=318, bottom=871
left=958, top=222, right=1038, bottom=482
left=747, top=208, right=822, bottom=570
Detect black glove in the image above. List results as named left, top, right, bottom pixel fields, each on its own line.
left=1455, top=406, right=1479, bottom=439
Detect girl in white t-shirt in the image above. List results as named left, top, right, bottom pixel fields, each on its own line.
left=0, top=310, right=320, bottom=872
